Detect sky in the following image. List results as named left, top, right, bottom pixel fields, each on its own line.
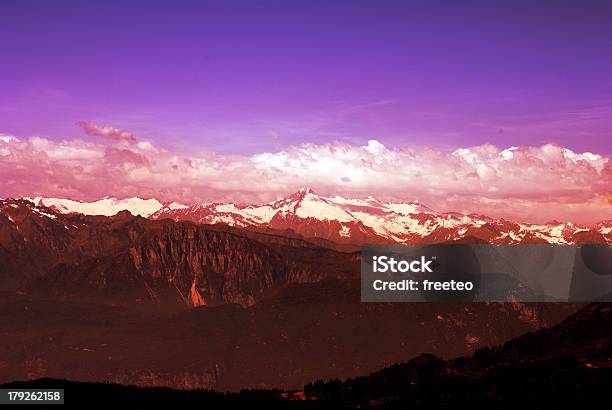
left=1, top=1, right=611, bottom=222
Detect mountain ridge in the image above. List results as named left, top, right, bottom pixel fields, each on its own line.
left=0, top=198, right=359, bottom=309
left=10, top=189, right=612, bottom=245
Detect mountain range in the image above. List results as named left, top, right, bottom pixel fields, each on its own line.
left=22, top=188, right=612, bottom=245
left=0, top=196, right=581, bottom=390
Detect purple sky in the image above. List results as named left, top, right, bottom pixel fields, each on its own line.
left=1, top=0, right=612, bottom=154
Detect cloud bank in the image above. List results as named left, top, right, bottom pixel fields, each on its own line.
left=0, top=129, right=610, bottom=224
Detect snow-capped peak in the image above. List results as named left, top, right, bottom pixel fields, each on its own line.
left=23, top=196, right=164, bottom=217
left=298, top=186, right=315, bottom=195
left=285, top=187, right=316, bottom=202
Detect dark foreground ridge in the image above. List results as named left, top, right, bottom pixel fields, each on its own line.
left=3, top=303, right=611, bottom=409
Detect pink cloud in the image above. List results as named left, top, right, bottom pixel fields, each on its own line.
left=77, top=121, right=136, bottom=142
left=0, top=131, right=610, bottom=224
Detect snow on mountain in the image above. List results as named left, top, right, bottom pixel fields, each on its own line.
left=151, top=186, right=486, bottom=242
left=150, top=188, right=612, bottom=245
left=12, top=188, right=611, bottom=245
left=23, top=196, right=165, bottom=217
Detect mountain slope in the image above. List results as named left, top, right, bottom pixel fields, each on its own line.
left=303, top=302, right=612, bottom=406
left=0, top=199, right=358, bottom=309
left=0, top=281, right=578, bottom=391
left=1, top=303, right=607, bottom=406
